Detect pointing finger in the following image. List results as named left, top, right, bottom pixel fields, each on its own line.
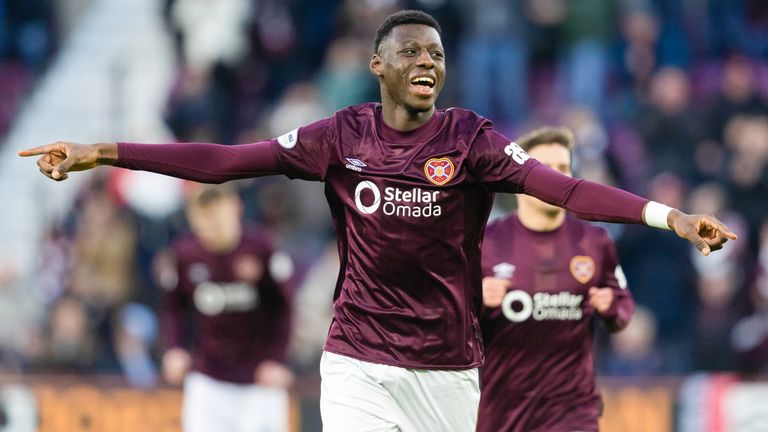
left=18, top=144, right=58, bottom=157
left=711, top=219, right=738, bottom=240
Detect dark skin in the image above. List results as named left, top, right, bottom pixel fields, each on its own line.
left=18, top=23, right=737, bottom=255
left=370, top=24, right=445, bottom=131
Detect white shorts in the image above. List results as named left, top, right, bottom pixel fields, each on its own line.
left=320, top=351, right=480, bottom=432
left=182, top=371, right=289, bottom=432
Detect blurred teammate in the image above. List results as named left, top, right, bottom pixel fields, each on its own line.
left=21, top=10, right=735, bottom=431
left=478, top=128, right=634, bottom=432
left=158, top=184, right=293, bottom=432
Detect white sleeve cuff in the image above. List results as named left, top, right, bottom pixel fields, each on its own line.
left=644, top=201, right=673, bottom=230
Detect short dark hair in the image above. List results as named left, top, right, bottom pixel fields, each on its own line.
left=187, top=184, right=238, bottom=209
left=516, top=127, right=574, bottom=153
left=374, top=10, right=442, bottom=53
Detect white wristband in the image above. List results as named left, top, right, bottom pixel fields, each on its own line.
left=644, top=201, right=673, bottom=230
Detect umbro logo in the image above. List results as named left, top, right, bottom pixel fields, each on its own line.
left=345, top=157, right=367, bottom=172
left=493, top=262, right=515, bottom=279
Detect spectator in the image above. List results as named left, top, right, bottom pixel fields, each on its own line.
left=69, top=182, right=139, bottom=309
left=3, top=0, right=53, bottom=73
left=633, top=67, right=704, bottom=179
left=722, top=115, right=768, bottom=247
left=38, top=295, right=97, bottom=372
left=559, top=0, right=617, bottom=114
left=315, top=37, right=378, bottom=112
left=688, top=189, right=750, bottom=372
left=706, top=55, right=768, bottom=143
left=616, top=4, right=660, bottom=99
left=617, top=172, right=696, bottom=371
left=731, top=218, right=768, bottom=374
left=710, top=0, right=768, bottom=58
left=456, top=0, right=529, bottom=126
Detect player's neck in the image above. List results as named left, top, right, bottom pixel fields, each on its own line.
left=517, top=206, right=565, bottom=232
left=380, top=103, right=436, bottom=131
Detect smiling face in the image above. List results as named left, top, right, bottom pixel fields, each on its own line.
left=370, top=24, right=445, bottom=116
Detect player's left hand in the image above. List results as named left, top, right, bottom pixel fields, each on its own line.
left=588, top=287, right=614, bottom=314
left=668, top=210, right=737, bottom=256
left=255, top=360, right=294, bottom=388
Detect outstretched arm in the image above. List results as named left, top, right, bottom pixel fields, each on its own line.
left=19, top=140, right=282, bottom=183
left=471, top=129, right=738, bottom=256
left=522, top=163, right=737, bottom=256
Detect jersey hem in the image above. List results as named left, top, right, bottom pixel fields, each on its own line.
left=322, top=347, right=482, bottom=371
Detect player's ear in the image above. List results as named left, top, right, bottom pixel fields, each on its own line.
left=370, top=54, right=382, bottom=77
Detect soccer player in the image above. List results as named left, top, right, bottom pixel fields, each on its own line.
left=20, top=10, right=735, bottom=431
left=158, top=184, right=294, bottom=432
left=478, top=127, right=634, bottom=432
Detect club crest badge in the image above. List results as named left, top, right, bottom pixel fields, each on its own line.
left=569, top=255, right=595, bottom=284
left=424, top=157, right=455, bottom=186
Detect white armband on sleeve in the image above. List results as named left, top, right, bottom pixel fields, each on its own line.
left=644, top=201, right=673, bottom=230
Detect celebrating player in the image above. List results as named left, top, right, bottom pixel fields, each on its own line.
left=158, top=184, right=293, bottom=432
left=21, top=10, right=735, bottom=431
left=478, top=127, right=635, bottom=432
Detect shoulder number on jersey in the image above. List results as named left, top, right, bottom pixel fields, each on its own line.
left=504, top=142, right=530, bottom=165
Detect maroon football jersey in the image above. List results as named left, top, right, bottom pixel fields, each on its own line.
left=477, top=214, right=635, bottom=432
left=117, top=102, right=648, bottom=370
left=160, top=227, right=291, bottom=384
left=273, top=103, right=536, bottom=369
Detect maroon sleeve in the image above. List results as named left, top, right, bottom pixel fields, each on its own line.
left=468, top=128, right=648, bottom=224
left=115, top=140, right=282, bottom=183
left=271, top=117, right=336, bottom=181
left=521, top=164, right=648, bottom=224
left=595, top=232, right=635, bottom=332
left=159, top=250, right=187, bottom=350
left=466, top=128, right=538, bottom=192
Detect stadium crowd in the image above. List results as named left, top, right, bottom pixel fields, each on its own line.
left=1, top=0, right=768, bottom=390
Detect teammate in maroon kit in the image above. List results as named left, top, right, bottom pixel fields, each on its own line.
left=478, top=127, right=635, bottom=432
left=21, top=10, right=735, bottom=431
left=158, top=184, right=293, bottom=432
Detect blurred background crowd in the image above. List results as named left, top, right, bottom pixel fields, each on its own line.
left=0, top=0, right=767, bottom=392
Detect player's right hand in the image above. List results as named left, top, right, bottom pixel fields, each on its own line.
left=18, top=141, right=115, bottom=181
left=482, top=277, right=511, bottom=308
left=162, top=347, right=192, bottom=386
